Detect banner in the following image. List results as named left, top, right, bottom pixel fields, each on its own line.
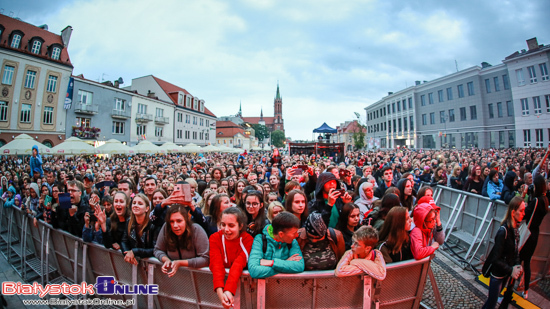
left=64, top=77, right=74, bottom=109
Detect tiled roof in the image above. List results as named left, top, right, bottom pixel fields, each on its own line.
left=216, top=121, right=244, bottom=137
left=152, top=75, right=216, bottom=117
left=338, top=121, right=366, bottom=134
left=0, top=15, right=72, bottom=67
left=241, top=116, right=276, bottom=124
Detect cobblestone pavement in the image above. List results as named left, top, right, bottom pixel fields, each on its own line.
left=422, top=252, right=550, bottom=309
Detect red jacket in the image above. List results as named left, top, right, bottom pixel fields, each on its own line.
left=410, top=202, right=445, bottom=260
left=209, top=230, right=253, bottom=295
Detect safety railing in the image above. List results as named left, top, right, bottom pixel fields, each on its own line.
left=0, top=204, right=436, bottom=308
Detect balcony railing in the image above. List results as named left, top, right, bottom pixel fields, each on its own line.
left=154, top=116, right=169, bottom=124
left=71, top=126, right=100, bottom=139
left=111, top=109, right=131, bottom=119
left=135, top=113, right=153, bottom=122
left=74, top=102, right=99, bottom=114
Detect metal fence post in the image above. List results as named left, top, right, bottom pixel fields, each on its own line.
left=362, top=276, right=372, bottom=309
left=147, top=263, right=155, bottom=309
left=132, top=264, right=138, bottom=309
left=256, top=279, right=266, bottom=309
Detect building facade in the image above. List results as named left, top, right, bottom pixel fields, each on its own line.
left=333, top=120, right=367, bottom=151
left=65, top=75, right=133, bottom=144
left=0, top=14, right=73, bottom=147
left=240, top=83, right=285, bottom=133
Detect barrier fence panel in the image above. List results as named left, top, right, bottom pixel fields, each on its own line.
left=377, top=258, right=431, bottom=309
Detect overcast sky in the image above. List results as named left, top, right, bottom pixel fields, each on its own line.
left=5, top=0, right=550, bottom=140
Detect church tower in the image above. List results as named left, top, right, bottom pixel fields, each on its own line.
left=273, top=82, right=284, bottom=131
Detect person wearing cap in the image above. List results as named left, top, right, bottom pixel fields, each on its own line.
left=410, top=197, right=445, bottom=260
left=297, top=213, right=345, bottom=270
left=83, top=173, right=94, bottom=196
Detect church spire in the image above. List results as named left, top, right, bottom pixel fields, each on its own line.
left=275, top=81, right=281, bottom=100
left=238, top=100, right=242, bottom=116
left=260, top=107, right=264, bottom=120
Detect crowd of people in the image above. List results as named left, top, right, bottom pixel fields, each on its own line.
left=1, top=144, right=549, bottom=309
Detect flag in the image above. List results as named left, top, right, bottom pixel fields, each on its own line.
left=64, top=77, right=74, bottom=109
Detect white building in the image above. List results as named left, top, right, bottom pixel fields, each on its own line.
left=129, top=93, right=174, bottom=146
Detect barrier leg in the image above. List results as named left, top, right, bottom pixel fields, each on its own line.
left=464, top=202, right=493, bottom=263
left=190, top=271, right=201, bottom=309
left=73, top=240, right=79, bottom=284
left=444, top=196, right=467, bottom=243
left=428, top=266, right=444, bottom=309
left=21, top=215, right=27, bottom=281
left=45, top=228, right=50, bottom=284
left=82, top=244, right=87, bottom=308
left=256, top=279, right=266, bottom=309
left=444, top=194, right=465, bottom=233
left=362, top=276, right=372, bottom=309
left=234, top=280, right=241, bottom=309
left=132, top=264, right=138, bottom=309
left=147, top=263, right=155, bottom=309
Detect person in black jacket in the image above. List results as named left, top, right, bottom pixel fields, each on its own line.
left=500, top=171, right=518, bottom=205
left=121, top=193, right=159, bottom=265
left=56, top=180, right=90, bottom=237
left=308, top=172, right=352, bottom=228
left=374, top=166, right=394, bottom=198
left=482, top=196, right=525, bottom=309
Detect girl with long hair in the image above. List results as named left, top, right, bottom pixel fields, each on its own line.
left=284, top=190, right=308, bottom=227
left=154, top=205, right=210, bottom=277
left=463, top=165, right=483, bottom=194
left=244, top=191, right=269, bottom=238
left=121, top=194, right=159, bottom=265
left=336, top=203, right=361, bottom=250
left=231, top=179, right=247, bottom=206
left=377, top=206, right=413, bottom=263
left=104, top=191, right=131, bottom=250
left=204, top=193, right=232, bottom=236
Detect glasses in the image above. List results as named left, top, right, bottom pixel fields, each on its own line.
left=245, top=202, right=260, bottom=208
left=67, top=189, right=80, bottom=193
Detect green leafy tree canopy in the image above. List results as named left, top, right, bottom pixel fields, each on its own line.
left=271, top=130, right=286, bottom=148
left=251, top=124, right=269, bottom=141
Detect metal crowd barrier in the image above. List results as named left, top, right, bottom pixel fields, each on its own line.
left=429, top=184, right=550, bottom=287
left=0, top=204, right=435, bottom=309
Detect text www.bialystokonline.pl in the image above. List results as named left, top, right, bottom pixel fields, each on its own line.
left=22, top=298, right=135, bottom=306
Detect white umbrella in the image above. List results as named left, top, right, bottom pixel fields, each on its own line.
left=181, top=143, right=202, bottom=153
left=251, top=146, right=263, bottom=151
left=132, top=140, right=166, bottom=154
left=216, top=145, right=234, bottom=153
left=262, top=144, right=272, bottom=151
left=0, top=133, right=52, bottom=155
left=159, top=142, right=181, bottom=153
left=202, top=145, right=220, bottom=152
left=51, top=137, right=97, bottom=155
left=96, top=139, right=134, bottom=155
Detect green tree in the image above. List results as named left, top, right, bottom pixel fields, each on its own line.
left=352, top=123, right=366, bottom=150
left=271, top=130, right=286, bottom=148
left=251, top=124, right=269, bottom=141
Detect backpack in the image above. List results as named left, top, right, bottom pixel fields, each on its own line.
left=262, top=228, right=338, bottom=253
left=481, top=226, right=507, bottom=277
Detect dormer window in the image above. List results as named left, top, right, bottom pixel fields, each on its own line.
left=193, top=98, right=198, bottom=110
left=10, top=34, right=21, bottom=48
left=51, top=47, right=61, bottom=60
left=29, top=37, right=44, bottom=54
left=200, top=100, right=205, bottom=112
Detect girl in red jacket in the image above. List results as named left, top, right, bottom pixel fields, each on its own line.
left=209, top=207, right=253, bottom=309
left=410, top=197, right=445, bottom=260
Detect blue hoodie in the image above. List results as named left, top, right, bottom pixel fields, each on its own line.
left=3, top=186, right=16, bottom=208
left=248, top=225, right=304, bottom=278
left=30, top=145, right=43, bottom=178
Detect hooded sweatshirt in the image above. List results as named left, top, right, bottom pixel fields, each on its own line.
left=2, top=186, right=16, bottom=208
left=307, top=172, right=344, bottom=228
left=500, top=171, right=517, bottom=204
left=26, top=182, right=41, bottom=214
left=248, top=225, right=304, bottom=278
left=355, top=182, right=378, bottom=218
left=410, top=203, right=445, bottom=260
left=30, top=145, right=43, bottom=178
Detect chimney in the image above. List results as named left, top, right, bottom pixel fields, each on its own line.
left=526, top=37, right=538, bottom=51
left=388, top=92, right=393, bottom=95
left=415, top=81, right=421, bottom=86
left=147, top=90, right=155, bottom=98
left=61, top=26, right=73, bottom=47
left=114, top=80, right=120, bottom=88
left=481, top=62, right=492, bottom=68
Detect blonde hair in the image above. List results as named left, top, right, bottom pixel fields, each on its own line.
left=267, top=201, right=284, bottom=222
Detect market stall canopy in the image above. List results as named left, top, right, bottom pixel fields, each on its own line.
left=216, top=145, right=235, bottom=153
left=159, top=142, right=181, bottom=153
left=251, top=146, right=263, bottom=151
left=132, top=140, right=166, bottom=154
left=51, top=137, right=97, bottom=155
left=96, top=139, right=134, bottom=155
left=181, top=143, right=202, bottom=153
left=202, top=145, right=220, bottom=152
left=312, top=122, right=337, bottom=133
left=0, top=134, right=52, bottom=155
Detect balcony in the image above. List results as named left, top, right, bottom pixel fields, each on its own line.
left=135, top=113, right=153, bottom=123
left=155, top=116, right=169, bottom=124
left=111, top=109, right=131, bottom=119
left=74, top=102, right=99, bottom=115
left=72, top=126, right=101, bottom=139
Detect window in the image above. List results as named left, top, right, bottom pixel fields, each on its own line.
left=503, top=74, right=510, bottom=90
left=485, top=79, right=491, bottom=93
left=0, top=101, right=8, bottom=121
left=493, top=77, right=500, bottom=91
left=398, top=119, right=402, bottom=132
left=446, top=87, right=453, bottom=100
left=24, top=70, right=37, bottom=89
left=499, top=131, right=505, bottom=148
left=533, top=96, right=542, bottom=115
left=388, top=121, right=392, bottom=132
left=200, top=118, right=204, bottom=126
left=521, top=98, right=529, bottom=116
left=437, top=90, right=444, bottom=103
left=470, top=106, right=477, bottom=120
left=46, top=75, right=57, bottom=93
left=185, top=114, right=190, bottom=124
left=440, top=111, right=446, bottom=123
left=393, top=119, right=396, bottom=132
left=31, top=40, right=41, bottom=54
left=76, top=117, right=91, bottom=128
left=387, top=105, right=390, bottom=115
left=506, top=101, right=514, bottom=117
left=448, top=109, right=455, bottom=122
left=392, top=103, right=396, bottom=113
left=78, top=90, right=93, bottom=105
left=523, top=130, right=531, bottom=147
left=112, top=121, right=124, bottom=134
left=429, top=112, right=435, bottom=125
left=535, top=129, right=543, bottom=147
left=467, top=82, right=475, bottom=96
left=114, top=98, right=125, bottom=111
left=43, top=106, right=53, bottom=124
left=457, top=84, right=464, bottom=98
left=177, top=130, right=182, bottom=139
left=460, top=107, right=467, bottom=121
left=193, top=132, right=197, bottom=139
left=20, top=104, right=31, bottom=123
left=137, top=125, right=146, bottom=136
left=420, top=95, right=426, bottom=106
left=509, top=131, right=515, bottom=147
left=156, top=108, right=164, bottom=118
left=488, top=104, right=494, bottom=118
left=403, top=118, right=407, bottom=131
left=51, top=47, right=61, bottom=60
left=527, top=66, right=537, bottom=83
left=546, top=95, right=550, bottom=113
left=516, top=69, right=526, bottom=86
left=193, top=116, right=197, bottom=125
left=137, top=103, right=147, bottom=114
left=540, top=63, right=549, bottom=81
left=193, top=99, right=198, bottom=110
left=177, top=113, right=183, bottom=122
left=155, top=126, right=163, bottom=137
left=497, top=102, right=503, bottom=118
left=185, top=131, right=190, bottom=139
left=10, top=34, right=21, bottom=48
left=200, top=101, right=205, bottom=112
left=428, top=93, right=434, bottom=104
left=408, top=97, right=412, bottom=109
left=2, top=65, right=14, bottom=85
left=402, top=100, right=406, bottom=111
left=397, top=101, right=401, bottom=112
left=186, top=97, right=191, bottom=108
